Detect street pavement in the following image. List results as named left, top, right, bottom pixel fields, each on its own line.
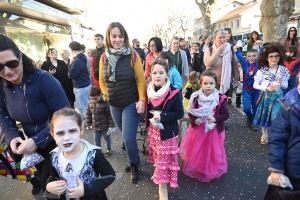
left=0, top=103, right=270, bottom=200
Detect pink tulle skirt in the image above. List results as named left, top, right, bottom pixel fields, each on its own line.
left=179, top=123, right=227, bottom=182
left=147, top=124, right=180, bottom=188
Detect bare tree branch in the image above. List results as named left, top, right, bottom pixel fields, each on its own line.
left=194, top=0, right=215, bottom=36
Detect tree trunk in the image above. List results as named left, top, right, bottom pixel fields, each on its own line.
left=259, top=0, right=295, bottom=43
left=195, top=0, right=215, bottom=37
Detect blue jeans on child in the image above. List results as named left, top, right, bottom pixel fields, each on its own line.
left=110, top=102, right=141, bottom=164
left=242, top=89, right=260, bottom=122
left=94, top=129, right=111, bottom=149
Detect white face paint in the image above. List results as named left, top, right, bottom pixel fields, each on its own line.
left=52, top=116, right=83, bottom=154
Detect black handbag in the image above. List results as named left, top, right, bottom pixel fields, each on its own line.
left=264, top=176, right=300, bottom=200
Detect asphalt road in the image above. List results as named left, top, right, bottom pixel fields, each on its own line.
left=0, top=104, right=270, bottom=200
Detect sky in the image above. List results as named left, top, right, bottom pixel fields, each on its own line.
left=86, top=0, right=201, bottom=44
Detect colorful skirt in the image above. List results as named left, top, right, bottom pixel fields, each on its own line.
left=147, top=124, right=180, bottom=188
left=179, top=123, right=227, bottom=182
left=253, top=90, right=283, bottom=128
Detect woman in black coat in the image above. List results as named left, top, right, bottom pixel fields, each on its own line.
left=41, top=48, right=75, bottom=108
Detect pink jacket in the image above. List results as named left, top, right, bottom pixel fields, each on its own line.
left=144, top=51, right=161, bottom=78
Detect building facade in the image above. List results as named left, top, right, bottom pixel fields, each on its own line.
left=0, top=0, right=87, bottom=62
left=214, top=0, right=261, bottom=41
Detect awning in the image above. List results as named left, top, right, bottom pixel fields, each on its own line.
left=0, top=12, right=72, bottom=35
left=0, top=0, right=80, bottom=26
left=34, top=0, right=83, bottom=15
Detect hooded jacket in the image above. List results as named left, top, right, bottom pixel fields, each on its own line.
left=268, top=88, right=300, bottom=179
left=68, top=53, right=90, bottom=88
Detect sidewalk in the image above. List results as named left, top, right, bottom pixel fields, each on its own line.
left=0, top=105, right=269, bottom=200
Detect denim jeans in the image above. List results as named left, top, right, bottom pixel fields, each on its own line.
left=242, top=89, right=260, bottom=121
left=73, top=84, right=91, bottom=125
left=110, top=102, right=141, bottom=164
left=94, top=129, right=111, bottom=149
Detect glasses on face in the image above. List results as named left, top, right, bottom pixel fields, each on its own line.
left=290, top=29, right=296, bottom=32
left=0, top=59, right=19, bottom=72
left=268, top=55, right=280, bottom=59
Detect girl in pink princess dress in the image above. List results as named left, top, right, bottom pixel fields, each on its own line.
left=179, top=70, right=229, bottom=182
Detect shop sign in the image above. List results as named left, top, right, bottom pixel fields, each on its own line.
left=46, top=23, right=71, bottom=35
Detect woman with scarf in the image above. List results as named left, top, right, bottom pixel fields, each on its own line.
left=99, top=22, right=146, bottom=184
left=204, top=29, right=240, bottom=95
left=168, top=37, right=189, bottom=88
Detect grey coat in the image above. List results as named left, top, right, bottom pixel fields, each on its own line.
left=179, top=49, right=189, bottom=87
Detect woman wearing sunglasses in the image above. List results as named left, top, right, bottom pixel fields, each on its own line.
left=0, top=35, right=70, bottom=194
left=41, top=48, right=75, bottom=108
left=282, top=27, right=299, bottom=52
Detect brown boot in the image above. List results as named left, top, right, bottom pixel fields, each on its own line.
left=159, top=183, right=168, bottom=200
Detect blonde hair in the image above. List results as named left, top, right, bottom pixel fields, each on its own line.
left=60, top=49, right=71, bottom=58
left=188, top=71, right=200, bottom=81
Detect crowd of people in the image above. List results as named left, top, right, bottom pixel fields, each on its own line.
left=0, top=23, right=299, bottom=200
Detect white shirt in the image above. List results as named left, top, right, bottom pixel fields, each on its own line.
left=253, top=65, right=290, bottom=91
left=59, top=145, right=88, bottom=173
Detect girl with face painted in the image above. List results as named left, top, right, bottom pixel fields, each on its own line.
left=45, top=108, right=115, bottom=200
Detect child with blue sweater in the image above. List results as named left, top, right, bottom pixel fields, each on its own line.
left=159, top=51, right=182, bottom=89
left=233, top=46, right=260, bottom=131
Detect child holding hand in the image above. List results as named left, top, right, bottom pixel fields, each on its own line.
left=146, top=60, right=184, bottom=200
left=44, top=108, right=115, bottom=200
left=180, top=70, right=229, bottom=182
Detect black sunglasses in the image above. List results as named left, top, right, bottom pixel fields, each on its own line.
left=0, top=60, right=19, bottom=72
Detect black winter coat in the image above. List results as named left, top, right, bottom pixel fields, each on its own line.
left=86, top=98, right=115, bottom=130
left=102, top=54, right=139, bottom=107
left=92, top=46, right=105, bottom=80
left=41, top=60, right=75, bottom=101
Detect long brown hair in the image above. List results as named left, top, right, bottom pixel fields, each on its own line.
left=287, top=27, right=298, bottom=43
left=104, top=22, right=135, bottom=63
left=249, top=31, right=261, bottom=46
